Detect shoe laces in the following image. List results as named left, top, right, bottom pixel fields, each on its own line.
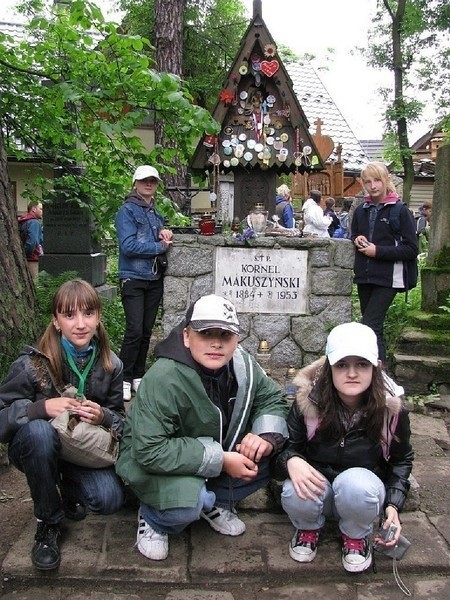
left=295, top=529, right=319, bottom=546
left=138, top=516, right=163, bottom=541
left=36, top=523, right=59, bottom=545
left=342, top=533, right=366, bottom=554
left=220, top=507, right=237, bottom=521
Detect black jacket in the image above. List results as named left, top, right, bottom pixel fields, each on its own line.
left=0, top=345, right=125, bottom=444
left=275, top=358, right=414, bottom=511
left=351, top=197, right=418, bottom=289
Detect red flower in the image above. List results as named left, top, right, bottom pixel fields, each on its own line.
left=219, top=89, right=235, bottom=105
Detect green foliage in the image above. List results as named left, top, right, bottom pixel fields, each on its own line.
left=119, top=0, right=247, bottom=110
left=439, top=293, right=450, bottom=314
left=384, top=283, right=422, bottom=363
left=35, top=267, right=126, bottom=355
left=383, top=253, right=426, bottom=365
left=0, top=0, right=219, bottom=237
left=155, top=196, right=191, bottom=227
left=101, top=295, right=125, bottom=355
left=35, top=270, right=80, bottom=335
left=351, top=257, right=424, bottom=367
left=361, top=0, right=450, bottom=162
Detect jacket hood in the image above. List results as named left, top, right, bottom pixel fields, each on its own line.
left=154, top=321, right=198, bottom=369
left=275, top=195, right=288, bottom=205
left=124, top=191, right=154, bottom=208
left=292, top=356, right=403, bottom=419
left=18, top=213, right=39, bottom=223
left=363, top=192, right=400, bottom=206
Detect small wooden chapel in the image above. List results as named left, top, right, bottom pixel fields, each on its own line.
left=190, top=0, right=367, bottom=222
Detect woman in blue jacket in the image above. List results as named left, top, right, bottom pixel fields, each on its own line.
left=351, top=162, right=418, bottom=364
left=115, top=165, right=173, bottom=401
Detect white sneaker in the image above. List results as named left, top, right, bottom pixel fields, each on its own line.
left=200, top=506, right=246, bottom=536
left=132, top=378, right=142, bottom=393
left=341, top=534, right=372, bottom=573
left=289, top=529, right=320, bottom=563
left=123, top=381, right=131, bottom=402
left=136, top=512, right=168, bottom=561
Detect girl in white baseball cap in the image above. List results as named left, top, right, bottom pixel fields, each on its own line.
left=276, top=322, right=413, bottom=574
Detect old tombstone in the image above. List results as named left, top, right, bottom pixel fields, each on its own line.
left=215, top=247, right=308, bottom=313
left=39, top=167, right=109, bottom=291
left=421, top=144, right=450, bottom=312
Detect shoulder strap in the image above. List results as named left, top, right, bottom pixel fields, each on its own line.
left=387, top=202, right=404, bottom=239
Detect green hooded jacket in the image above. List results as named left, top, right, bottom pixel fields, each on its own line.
left=116, top=331, right=288, bottom=510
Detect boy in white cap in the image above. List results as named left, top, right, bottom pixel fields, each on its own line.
left=276, top=322, right=413, bottom=573
left=115, top=165, right=173, bottom=402
left=116, top=294, right=289, bottom=560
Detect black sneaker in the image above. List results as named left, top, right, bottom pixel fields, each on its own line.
left=31, top=522, right=61, bottom=570
left=63, top=499, right=87, bottom=521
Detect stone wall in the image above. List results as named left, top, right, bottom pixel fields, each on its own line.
left=161, top=233, right=355, bottom=378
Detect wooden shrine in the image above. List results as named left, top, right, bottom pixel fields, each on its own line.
left=189, top=1, right=326, bottom=220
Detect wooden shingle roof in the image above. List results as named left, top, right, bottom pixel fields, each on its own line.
left=286, top=60, right=369, bottom=172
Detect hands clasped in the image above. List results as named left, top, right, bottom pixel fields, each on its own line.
left=45, top=397, right=104, bottom=426
left=223, top=433, right=273, bottom=481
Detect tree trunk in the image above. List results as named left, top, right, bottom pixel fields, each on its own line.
left=391, top=0, right=414, bottom=204
left=155, top=0, right=187, bottom=211
left=0, top=127, right=39, bottom=378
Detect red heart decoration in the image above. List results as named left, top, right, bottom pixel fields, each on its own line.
left=260, top=60, right=279, bottom=77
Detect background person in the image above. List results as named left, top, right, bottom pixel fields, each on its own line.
left=302, top=190, right=332, bottom=238
left=18, top=200, right=43, bottom=280
left=116, top=294, right=289, bottom=561
left=275, top=184, right=294, bottom=228
left=351, top=161, right=418, bottom=364
left=276, top=322, right=413, bottom=573
left=324, top=197, right=340, bottom=237
left=115, top=165, right=173, bottom=401
left=421, top=200, right=432, bottom=242
left=0, top=279, right=125, bottom=571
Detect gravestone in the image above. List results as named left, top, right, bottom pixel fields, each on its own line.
left=39, top=167, right=108, bottom=288
left=421, top=144, right=450, bottom=312
left=215, top=247, right=308, bottom=313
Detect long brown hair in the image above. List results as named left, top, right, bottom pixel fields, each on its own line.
left=315, top=359, right=387, bottom=444
left=38, top=279, right=113, bottom=384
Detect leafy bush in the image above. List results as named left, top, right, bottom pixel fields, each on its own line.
left=351, top=261, right=423, bottom=367
left=35, top=270, right=80, bottom=335
left=35, top=269, right=126, bottom=355
left=439, top=293, right=450, bottom=314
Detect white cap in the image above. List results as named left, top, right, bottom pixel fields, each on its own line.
left=326, top=322, right=379, bottom=366
left=132, top=165, right=161, bottom=182
left=186, top=295, right=240, bottom=335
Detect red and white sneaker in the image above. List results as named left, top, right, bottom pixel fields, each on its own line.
left=341, top=533, right=372, bottom=573
left=289, top=528, right=320, bottom=563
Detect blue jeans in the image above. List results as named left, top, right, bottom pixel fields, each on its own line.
left=281, top=467, right=386, bottom=539
left=119, top=278, right=163, bottom=382
left=357, top=284, right=398, bottom=363
left=8, top=419, right=124, bottom=524
left=140, top=458, right=271, bottom=535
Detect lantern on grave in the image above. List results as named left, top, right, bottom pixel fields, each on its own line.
left=247, top=203, right=268, bottom=236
